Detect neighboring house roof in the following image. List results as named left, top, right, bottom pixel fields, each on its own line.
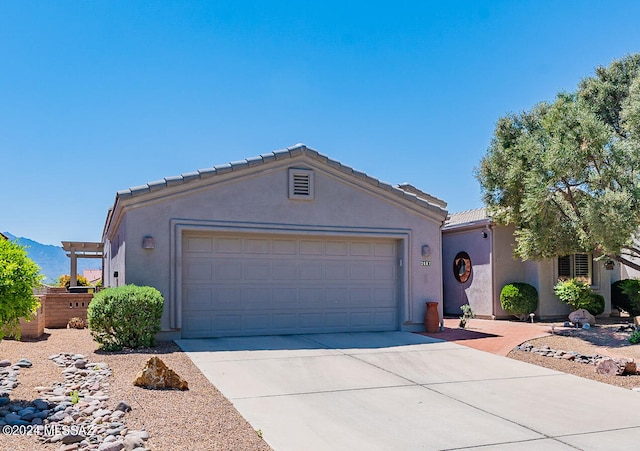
left=104, top=144, right=448, bottom=237
left=0, top=232, right=7, bottom=240
left=82, top=269, right=102, bottom=284
left=443, top=207, right=492, bottom=231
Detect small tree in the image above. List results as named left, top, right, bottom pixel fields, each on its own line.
left=0, top=239, right=42, bottom=340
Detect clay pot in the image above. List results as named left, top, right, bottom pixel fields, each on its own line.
left=424, top=302, right=440, bottom=333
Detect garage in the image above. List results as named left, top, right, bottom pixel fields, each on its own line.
left=181, top=232, right=400, bottom=338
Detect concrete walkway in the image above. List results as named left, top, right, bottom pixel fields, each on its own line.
left=177, top=331, right=640, bottom=451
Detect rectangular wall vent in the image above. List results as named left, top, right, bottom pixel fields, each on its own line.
left=289, top=168, right=314, bottom=200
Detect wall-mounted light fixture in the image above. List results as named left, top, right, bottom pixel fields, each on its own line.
left=421, top=244, right=431, bottom=257
left=142, top=236, right=155, bottom=249
left=481, top=231, right=488, bottom=239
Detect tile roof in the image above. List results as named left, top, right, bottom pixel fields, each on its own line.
left=444, top=207, right=490, bottom=228
left=114, top=143, right=448, bottom=213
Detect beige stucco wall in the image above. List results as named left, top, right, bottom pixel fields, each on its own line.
left=442, top=225, right=493, bottom=317
left=104, top=157, right=446, bottom=335
left=443, top=222, right=614, bottom=320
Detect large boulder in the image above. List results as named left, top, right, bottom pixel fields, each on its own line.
left=569, top=308, right=596, bottom=326
left=133, top=356, right=188, bottom=390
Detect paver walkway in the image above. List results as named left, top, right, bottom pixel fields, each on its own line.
left=419, top=317, right=566, bottom=356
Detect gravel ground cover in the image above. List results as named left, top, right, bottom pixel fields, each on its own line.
left=0, top=328, right=271, bottom=451
left=508, top=317, right=640, bottom=391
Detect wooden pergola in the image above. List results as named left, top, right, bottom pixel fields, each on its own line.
left=61, top=241, right=103, bottom=286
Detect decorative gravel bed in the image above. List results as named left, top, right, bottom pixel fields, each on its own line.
left=508, top=321, right=640, bottom=391
left=0, top=328, right=271, bottom=451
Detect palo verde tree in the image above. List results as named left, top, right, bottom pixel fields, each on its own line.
left=477, top=54, right=640, bottom=271
left=0, top=238, right=42, bottom=340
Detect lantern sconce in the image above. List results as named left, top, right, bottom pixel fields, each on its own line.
left=481, top=231, right=488, bottom=239
left=421, top=245, right=431, bottom=257
left=142, top=236, right=155, bottom=249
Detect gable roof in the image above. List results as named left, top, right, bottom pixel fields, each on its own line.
left=104, top=144, right=448, bottom=237
left=443, top=207, right=491, bottom=230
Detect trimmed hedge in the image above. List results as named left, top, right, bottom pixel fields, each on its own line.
left=500, top=283, right=538, bottom=320
left=87, top=285, right=164, bottom=351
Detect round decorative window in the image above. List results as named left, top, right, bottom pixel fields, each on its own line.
left=453, top=251, right=472, bottom=283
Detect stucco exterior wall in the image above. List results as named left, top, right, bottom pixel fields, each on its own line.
left=105, top=158, right=446, bottom=335
left=442, top=224, right=493, bottom=318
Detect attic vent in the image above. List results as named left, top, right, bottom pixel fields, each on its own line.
left=289, top=168, right=314, bottom=200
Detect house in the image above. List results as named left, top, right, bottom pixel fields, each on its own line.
left=82, top=269, right=102, bottom=286
left=442, top=208, right=615, bottom=320
left=102, top=144, right=448, bottom=339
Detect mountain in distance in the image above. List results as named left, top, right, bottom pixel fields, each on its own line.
left=3, top=232, right=101, bottom=284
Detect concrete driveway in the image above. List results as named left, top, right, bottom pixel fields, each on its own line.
left=176, top=332, right=640, bottom=450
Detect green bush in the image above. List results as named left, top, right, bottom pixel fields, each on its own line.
left=629, top=330, right=640, bottom=345
left=0, top=239, right=42, bottom=340
left=611, top=280, right=639, bottom=315
left=500, top=283, right=538, bottom=320
left=87, top=284, right=164, bottom=351
left=619, top=279, right=640, bottom=316
left=553, top=279, right=604, bottom=316
left=583, top=292, right=605, bottom=316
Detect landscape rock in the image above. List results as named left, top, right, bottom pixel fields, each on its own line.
left=569, top=309, right=596, bottom=326
left=133, top=356, right=188, bottom=390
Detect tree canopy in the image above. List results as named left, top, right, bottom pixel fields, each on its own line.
left=0, top=239, right=42, bottom=340
left=477, top=54, right=640, bottom=271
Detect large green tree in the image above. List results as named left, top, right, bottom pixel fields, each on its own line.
left=477, top=54, right=640, bottom=271
left=0, top=239, right=42, bottom=340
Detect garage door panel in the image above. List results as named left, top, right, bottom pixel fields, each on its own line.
left=244, top=314, right=270, bottom=330
left=244, top=263, right=271, bottom=280
left=184, top=288, right=211, bottom=308
left=272, top=313, right=297, bottom=329
left=272, top=287, right=298, bottom=306
left=350, top=263, right=374, bottom=280
left=300, top=263, right=323, bottom=280
left=184, top=262, right=212, bottom=280
left=182, top=233, right=399, bottom=337
left=216, top=261, right=242, bottom=280
left=215, top=315, right=242, bottom=332
left=184, top=314, right=212, bottom=333
left=273, top=264, right=298, bottom=280
left=375, top=262, right=396, bottom=280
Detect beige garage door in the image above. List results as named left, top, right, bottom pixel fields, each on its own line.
left=181, top=232, right=400, bottom=338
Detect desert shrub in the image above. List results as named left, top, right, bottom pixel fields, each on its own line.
left=619, top=279, right=640, bottom=317
left=58, top=274, right=90, bottom=288
left=87, top=284, right=164, bottom=351
left=500, top=283, right=538, bottom=320
left=553, top=279, right=604, bottom=316
left=629, top=330, right=640, bottom=345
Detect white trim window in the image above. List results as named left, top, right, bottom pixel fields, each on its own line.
left=558, top=253, right=592, bottom=285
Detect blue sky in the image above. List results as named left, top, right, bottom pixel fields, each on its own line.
left=2, top=1, right=640, bottom=245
